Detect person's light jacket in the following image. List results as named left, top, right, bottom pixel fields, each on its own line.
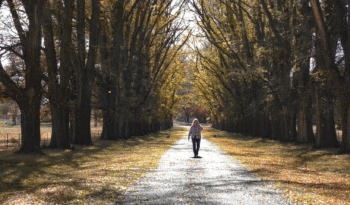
left=188, top=125, right=204, bottom=140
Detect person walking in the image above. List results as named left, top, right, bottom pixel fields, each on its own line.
left=188, top=119, right=204, bottom=158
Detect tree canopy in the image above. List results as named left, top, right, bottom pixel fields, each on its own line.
left=1, top=0, right=350, bottom=153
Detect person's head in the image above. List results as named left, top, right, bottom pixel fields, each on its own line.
left=192, top=119, right=199, bottom=126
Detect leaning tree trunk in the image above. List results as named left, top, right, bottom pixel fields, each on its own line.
left=310, top=0, right=347, bottom=149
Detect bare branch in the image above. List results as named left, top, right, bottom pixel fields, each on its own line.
left=0, top=59, right=22, bottom=99
left=7, top=0, right=26, bottom=44
left=0, top=44, right=23, bottom=59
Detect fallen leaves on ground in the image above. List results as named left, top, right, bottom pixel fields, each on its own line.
left=204, top=128, right=350, bottom=205
left=0, top=127, right=187, bottom=204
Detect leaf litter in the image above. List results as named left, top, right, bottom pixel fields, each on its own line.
left=204, top=127, right=350, bottom=205
left=0, top=127, right=187, bottom=204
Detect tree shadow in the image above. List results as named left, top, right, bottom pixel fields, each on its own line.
left=120, top=177, right=288, bottom=204
left=0, top=126, right=187, bottom=204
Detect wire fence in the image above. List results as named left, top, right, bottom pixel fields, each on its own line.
left=0, top=130, right=102, bottom=150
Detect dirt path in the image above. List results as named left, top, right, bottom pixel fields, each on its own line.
left=120, top=135, right=292, bottom=204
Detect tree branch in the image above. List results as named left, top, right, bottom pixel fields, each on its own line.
left=259, top=0, right=284, bottom=42
left=0, top=44, right=24, bottom=59
left=0, top=60, right=22, bottom=99
left=309, top=0, right=342, bottom=85
left=7, top=0, right=26, bottom=44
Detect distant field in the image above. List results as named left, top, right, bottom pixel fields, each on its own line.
left=0, top=119, right=102, bottom=150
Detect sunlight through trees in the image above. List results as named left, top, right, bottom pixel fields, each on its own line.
left=189, top=0, right=350, bottom=152
left=0, top=0, right=350, bottom=153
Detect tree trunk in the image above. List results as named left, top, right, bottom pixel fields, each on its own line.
left=94, top=111, right=98, bottom=127
left=270, top=112, right=283, bottom=140
left=260, top=114, right=271, bottom=138
left=124, top=118, right=130, bottom=138
left=296, top=95, right=314, bottom=143
left=73, top=86, right=93, bottom=145
left=72, top=0, right=100, bottom=145
left=16, top=95, right=42, bottom=154
left=315, top=87, right=339, bottom=147
left=100, top=86, right=118, bottom=140
left=49, top=105, right=70, bottom=149
left=101, top=109, right=117, bottom=139
left=310, top=0, right=350, bottom=151
left=312, top=28, right=339, bottom=148
left=340, top=94, right=350, bottom=152
left=281, top=105, right=297, bottom=142
left=291, top=109, right=297, bottom=141
left=42, top=0, right=73, bottom=149
left=12, top=0, right=45, bottom=154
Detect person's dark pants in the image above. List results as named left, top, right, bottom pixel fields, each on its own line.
left=192, top=138, right=201, bottom=156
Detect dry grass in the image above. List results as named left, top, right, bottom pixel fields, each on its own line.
left=0, top=126, right=187, bottom=204
left=204, top=127, right=350, bottom=205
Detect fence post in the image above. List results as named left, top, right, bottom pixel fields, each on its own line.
left=19, top=133, right=21, bottom=147
left=7, top=133, right=8, bottom=148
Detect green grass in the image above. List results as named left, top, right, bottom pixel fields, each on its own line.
left=203, top=127, right=350, bottom=205
left=0, top=127, right=187, bottom=204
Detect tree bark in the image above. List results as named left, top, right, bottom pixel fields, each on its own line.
left=270, top=112, right=283, bottom=140
left=100, top=85, right=118, bottom=140
left=16, top=93, right=42, bottom=154
left=0, top=0, right=46, bottom=154
left=72, top=0, right=100, bottom=145
left=43, top=0, right=73, bottom=149
left=73, top=83, right=94, bottom=145
left=339, top=1, right=350, bottom=152
left=296, top=94, right=314, bottom=143
left=314, top=86, right=339, bottom=147
left=49, top=105, right=70, bottom=148
left=312, top=29, right=339, bottom=148
left=309, top=0, right=342, bottom=148
left=340, top=95, right=350, bottom=151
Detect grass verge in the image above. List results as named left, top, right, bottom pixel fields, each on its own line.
left=204, top=127, right=350, bottom=205
left=0, top=126, right=187, bottom=204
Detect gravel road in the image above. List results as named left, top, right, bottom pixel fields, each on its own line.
left=120, top=135, right=293, bottom=205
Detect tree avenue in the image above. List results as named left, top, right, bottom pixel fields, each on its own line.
left=0, top=0, right=189, bottom=153
left=1, top=0, right=350, bottom=153
left=190, top=0, right=350, bottom=152
left=96, top=0, right=189, bottom=140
